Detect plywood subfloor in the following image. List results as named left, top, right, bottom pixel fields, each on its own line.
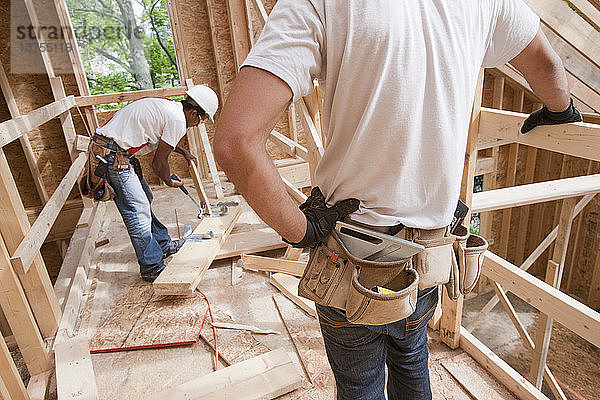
left=45, top=186, right=520, bottom=400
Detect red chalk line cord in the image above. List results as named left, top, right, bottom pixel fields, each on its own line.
left=197, top=288, right=219, bottom=371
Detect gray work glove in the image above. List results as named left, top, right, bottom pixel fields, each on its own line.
left=521, top=98, right=582, bottom=134
left=283, top=186, right=360, bottom=248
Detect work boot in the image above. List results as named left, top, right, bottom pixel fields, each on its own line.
left=141, top=271, right=162, bottom=283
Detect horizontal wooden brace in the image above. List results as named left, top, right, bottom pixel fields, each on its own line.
left=0, top=96, right=76, bottom=148
left=472, top=173, right=600, bottom=213
left=483, top=251, right=600, bottom=348
left=269, top=130, right=309, bottom=160
left=479, top=107, right=600, bottom=161
left=11, top=153, right=86, bottom=274
left=75, top=86, right=188, bottom=107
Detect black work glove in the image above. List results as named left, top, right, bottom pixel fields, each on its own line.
left=521, top=98, right=582, bottom=134
left=283, top=186, right=360, bottom=248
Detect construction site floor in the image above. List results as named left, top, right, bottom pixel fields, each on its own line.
left=45, top=184, right=521, bottom=399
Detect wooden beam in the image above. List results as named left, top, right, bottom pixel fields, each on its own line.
left=148, top=349, right=302, bottom=399
left=11, top=152, right=86, bottom=274
left=216, top=228, right=286, bottom=260
left=189, top=162, right=212, bottom=215
left=282, top=177, right=307, bottom=204
left=0, top=236, right=50, bottom=376
left=472, top=173, right=600, bottom=213
left=197, top=124, right=224, bottom=199
left=515, top=146, right=538, bottom=265
left=241, top=254, right=306, bottom=277
left=566, top=0, right=600, bottom=31
left=441, top=69, right=483, bottom=349
left=278, top=162, right=310, bottom=189
left=524, top=0, right=600, bottom=69
left=0, top=334, right=28, bottom=400
left=269, top=130, right=309, bottom=160
left=296, top=99, right=324, bottom=183
left=483, top=251, right=600, bottom=348
left=0, top=96, right=76, bottom=148
left=153, top=202, right=242, bottom=295
left=0, top=152, right=61, bottom=338
left=205, top=0, right=228, bottom=102
left=54, top=338, right=98, bottom=400
left=75, top=86, right=188, bottom=107
left=499, top=143, right=519, bottom=258
left=530, top=198, right=576, bottom=388
left=459, top=328, right=549, bottom=400
left=249, top=0, right=268, bottom=25
left=479, top=107, right=600, bottom=161
left=226, top=0, right=252, bottom=70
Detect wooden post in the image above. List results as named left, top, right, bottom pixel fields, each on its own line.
left=226, top=0, right=252, bottom=70
left=0, top=334, right=28, bottom=400
left=0, top=152, right=61, bottom=338
left=205, top=0, right=228, bottom=102
left=0, top=235, right=50, bottom=376
left=529, top=197, right=577, bottom=388
left=440, top=70, right=484, bottom=348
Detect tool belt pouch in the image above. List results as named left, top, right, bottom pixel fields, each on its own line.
left=345, top=266, right=418, bottom=325
left=456, top=233, right=488, bottom=295
left=79, top=142, right=116, bottom=202
left=412, top=234, right=455, bottom=290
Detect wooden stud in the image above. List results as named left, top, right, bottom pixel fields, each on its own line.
left=0, top=334, right=28, bottom=400
left=529, top=197, right=577, bottom=388
left=479, top=107, right=600, bottom=161
left=499, top=143, right=519, bottom=259
left=205, top=0, right=228, bottom=102
left=11, top=153, right=86, bottom=274
left=471, top=173, right=600, bottom=213
left=288, top=103, right=298, bottom=143
left=197, top=123, right=224, bottom=199
left=0, top=236, right=50, bottom=376
left=282, top=177, right=307, bottom=204
left=241, top=254, right=306, bottom=277
left=226, top=0, right=252, bottom=70
left=459, top=328, right=549, bottom=400
left=148, top=349, right=302, bottom=400
left=153, top=203, right=242, bottom=295
left=54, top=338, right=98, bottom=400
left=0, top=96, right=76, bottom=148
left=295, top=99, right=324, bottom=184
left=189, top=162, right=212, bottom=215
left=249, top=0, right=268, bottom=25
left=0, top=152, right=61, bottom=338
left=515, top=146, right=538, bottom=265
left=440, top=69, right=484, bottom=348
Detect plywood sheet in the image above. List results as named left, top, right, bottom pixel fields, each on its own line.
left=273, top=294, right=335, bottom=398
left=89, top=282, right=207, bottom=353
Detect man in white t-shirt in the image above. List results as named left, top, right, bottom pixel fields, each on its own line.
left=93, top=85, right=218, bottom=282
left=213, top=1, right=580, bottom=398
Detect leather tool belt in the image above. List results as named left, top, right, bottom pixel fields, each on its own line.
left=299, top=223, right=488, bottom=325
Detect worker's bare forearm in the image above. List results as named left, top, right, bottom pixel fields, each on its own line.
left=214, top=67, right=307, bottom=243
left=510, top=29, right=570, bottom=112
left=152, top=159, right=173, bottom=186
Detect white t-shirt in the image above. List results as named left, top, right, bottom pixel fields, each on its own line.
left=242, top=0, right=539, bottom=228
left=96, top=97, right=187, bottom=156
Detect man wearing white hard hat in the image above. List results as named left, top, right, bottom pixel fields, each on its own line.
left=91, top=84, right=219, bottom=282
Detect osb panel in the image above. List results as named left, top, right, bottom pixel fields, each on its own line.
left=90, top=282, right=207, bottom=353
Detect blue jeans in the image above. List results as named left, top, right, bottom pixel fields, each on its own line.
left=106, top=154, right=172, bottom=276
left=317, top=287, right=438, bottom=400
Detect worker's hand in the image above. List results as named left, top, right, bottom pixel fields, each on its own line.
left=168, top=174, right=185, bottom=188
left=182, top=149, right=197, bottom=167
left=521, top=98, right=582, bottom=134
left=283, top=187, right=360, bottom=248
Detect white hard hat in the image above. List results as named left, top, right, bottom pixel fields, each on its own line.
left=185, top=85, right=219, bottom=122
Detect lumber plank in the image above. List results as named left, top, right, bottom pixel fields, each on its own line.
left=153, top=203, right=242, bottom=295
left=483, top=251, right=600, bottom=348
left=278, top=162, right=311, bottom=189
left=269, top=273, right=316, bottom=317
left=479, top=107, right=600, bottom=161
left=197, top=123, right=224, bottom=199
left=11, top=152, right=87, bottom=274
left=295, top=100, right=324, bottom=184
left=472, top=173, right=600, bottom=213
left=75, top=86, right=187, bottom=107
left=148, top=349, right=303, bottom=400
left=0, top=152, right=61, bottom=337
left=241, top=254, right=307, bottom=277
left=216, top=228, right=286, bottom=260
left=282, top=177, right=308, bottom=204
left=0, top=237, right=50, bottom=375
left=524, top=0, right=600, bottom=69
left=0, top=96, right=76, bottom=148
left=226, top=0, right=252, bottom=70
left=273, top=294, right=335, bottom=397
left=270, top=131, right=309, bottom=160
left=459, top=329, right=548, bottom=400
left=0, top=334, right=28, bottom=400
left=189, top=162, right=212, bottom=215
left=441, top=69, right=483, bottom=348
left=54, top=338, right=98, bottom=400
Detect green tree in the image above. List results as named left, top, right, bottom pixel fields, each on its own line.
left=67, top=0, right=179, bottom=94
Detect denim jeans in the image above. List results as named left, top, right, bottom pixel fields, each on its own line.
left=317, top=286, right=438, bottom=400
left=106, top=154, right=171, bottom=276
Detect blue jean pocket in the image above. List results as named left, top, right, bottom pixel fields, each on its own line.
left=317, top=304, right=383, bottom=348
left=405, top=287, right=438, bottom=334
